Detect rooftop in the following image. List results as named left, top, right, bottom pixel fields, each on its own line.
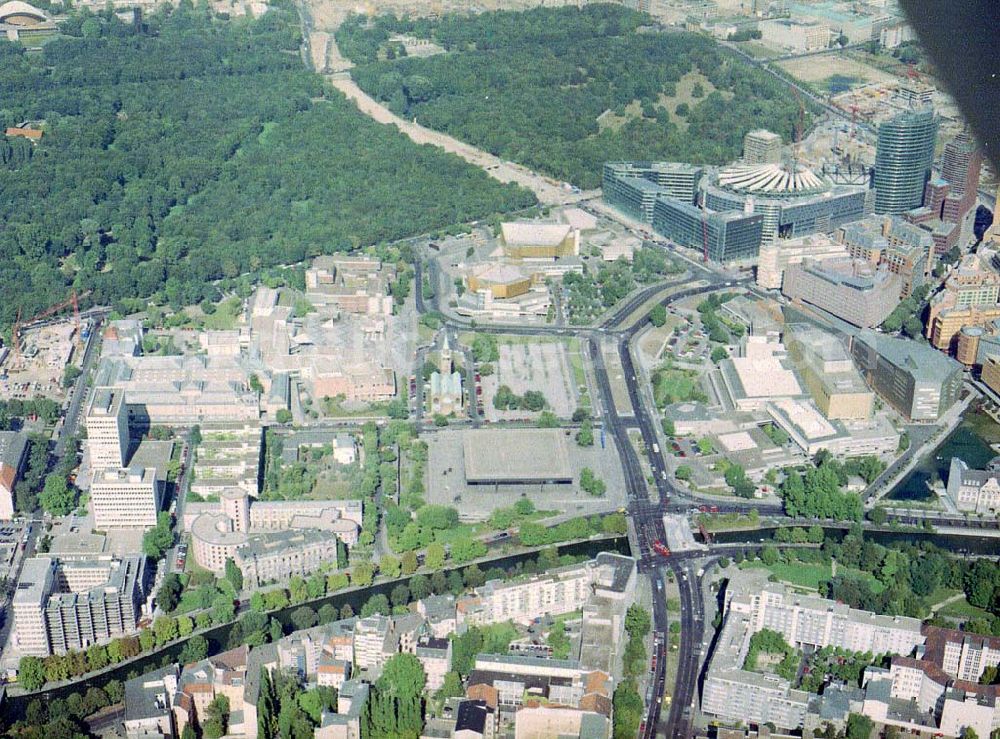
left=853, top=329, right=963, bottom=382
left=501, top=222, right=573, bottom=247
left=462, top=428, right=572, bottom=484
left=716, top=162, right=828, bottom=195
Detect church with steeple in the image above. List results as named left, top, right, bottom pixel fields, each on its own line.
left=429, top=333, right=464, bottom=416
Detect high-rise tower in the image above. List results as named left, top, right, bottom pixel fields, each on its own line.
left=874, top=108, right=938, bottom=215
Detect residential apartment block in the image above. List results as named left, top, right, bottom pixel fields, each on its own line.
left=703, top=572, right=924, bottom=730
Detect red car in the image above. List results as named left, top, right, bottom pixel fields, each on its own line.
left=652, top=541, right=670, bottom=557
left=710, top=505, right=719, bottom=513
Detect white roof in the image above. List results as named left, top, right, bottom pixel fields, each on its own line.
left=717, top=162, right=827, bottom=194
left=0, top=1, right=46, bottom=19
left=501, top=222, right=572, bottom=247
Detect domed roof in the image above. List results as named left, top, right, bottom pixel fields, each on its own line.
left=716, top=162, right=828, bottom=195
left=0, top=0, right=47, bottom=20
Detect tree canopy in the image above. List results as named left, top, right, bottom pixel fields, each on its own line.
left=339, top=5, right=807, bottom=189
left=0, top=1, right=533, bottom=330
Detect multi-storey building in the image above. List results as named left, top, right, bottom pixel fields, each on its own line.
left=946, top=457, right=1000, bottom=513
left=353, top=615, right=395, bottom=671
left=415, top=636, right=452, bottom=692
left=743, top=129, right=783, bottom=165
left=781, top=257, right=902, bottom=328
left=89, top=439, right=171, bottom=530
left=86, top=388, right=130, bottom=469
left=755, top=233, right=847, bottom=290
left=874, top=108, right=938, bottom=215
left=927, top=250, right=1000, bottom=355
left=464, top=553, right=636, bottom=627
left=173, top=647, right=248, bottom=738
left=703, top=572, right=924, bottom=731
left=417, top=594, right=457, bottom=638
left=730, top=577, right=924, bottom=655
left=14, top=556, right=149, bottom=656
left=850, top=329, right=963, bottom=421
left=0, top=430, right=28, bottom=520
left=784, top=324, right=874, bottom=420
left=937, top=130, right=982, bottom=224
left=123, top=665, right=179, bottom=739
left=652, top=196, right=764, bottom=264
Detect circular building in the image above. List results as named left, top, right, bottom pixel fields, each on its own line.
left=191, top=512, right=246, bottom=574
left=702, top=161, right=869, bottom=247
left=0, top=1, right=48, bottom=25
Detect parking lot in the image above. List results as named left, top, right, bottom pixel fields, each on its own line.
left=481, top=339, right=579, bottom=421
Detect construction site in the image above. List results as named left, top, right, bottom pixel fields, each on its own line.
left=0, top=291, right=90, bottom=402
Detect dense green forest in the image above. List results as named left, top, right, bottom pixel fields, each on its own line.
left=0, top=2, right=533, bottom=329
left=337, top=5, right=808, bottom=189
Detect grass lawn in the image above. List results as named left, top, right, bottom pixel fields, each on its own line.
left=742, top=560, right=885, bottom=594
left=938, top=597, right=993, bottom=621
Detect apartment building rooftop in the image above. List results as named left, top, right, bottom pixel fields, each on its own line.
left=124, top=665, right=179, bottom=723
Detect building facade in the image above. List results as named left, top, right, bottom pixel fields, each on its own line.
left=850, top=329, right=963, bottom=421
left=874, top=108, right=938, bottom=215
left=781, top=257, right=902, bottom=328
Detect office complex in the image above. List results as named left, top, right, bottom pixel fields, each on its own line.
left=652, top=196, right=764, bottom=263
left=189, top=492, right=361, bottom=587
left=946, top=457, right=1000, bottom=514
left=755, top=233, right=847, bottom=290
left=703, top=162, right=869, bottom=249
left=14, top=555, right=149, bottom=656
left=874, top=108, right=938, bottom=215
left=304, top=255, right=393, bottom=316
left=742, top=129, right=783, bottom=165
left=838, top=215, right=933, bottom=298
left=89, top=440, right=171, bottom=529
left=784, top=324, right=874, bottom=420
left=603, top=161, right=702, bottom=214
left=760, top=18, right=830, bottom=51
left=850, top=329, right=963, bottom=421
left=604, top=158, right=867, bottom=264
left=0, top=430, right=28, bottom=520
left=927, top=249, right=1000, bottom=354
left=782, top=257, right=902, bottom=328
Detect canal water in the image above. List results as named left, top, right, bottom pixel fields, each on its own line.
left=4, top=536, right=629, bottom=720
left=888, top=407, right=1000, bottom=502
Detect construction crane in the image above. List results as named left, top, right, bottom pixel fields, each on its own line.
left=11, top=289, right=91, bottom=368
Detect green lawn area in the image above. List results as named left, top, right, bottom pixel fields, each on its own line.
left=938, top=597, right=993, bottom=621
left=735, top=40, right=782, bottom=59
left=433, top=523, right=488, bottom=546
left=742, top=560, right=886, bottom=594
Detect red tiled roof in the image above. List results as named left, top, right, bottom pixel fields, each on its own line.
left=5, top=127, right=41, bottom=140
